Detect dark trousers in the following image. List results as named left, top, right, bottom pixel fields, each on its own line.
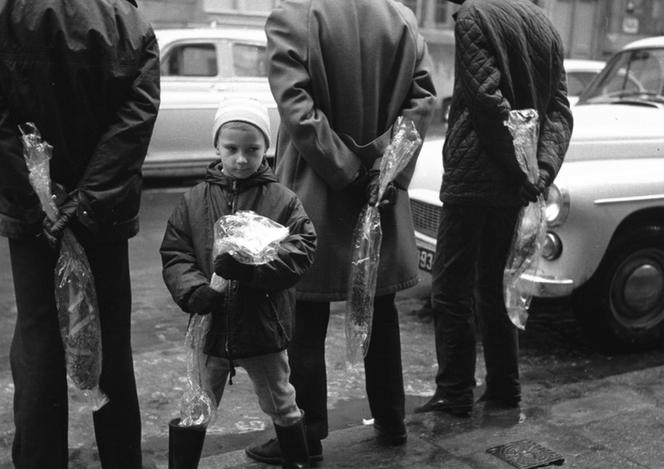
left=289, top=294, right=405, bottom=440
left=9, top=232, right=142, bottom=469
left=430, top=204, right=521, bottom=403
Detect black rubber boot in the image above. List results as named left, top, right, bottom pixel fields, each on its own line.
left=168, top=418, right=206, bottom=469
left=275, top=417, right=310, bottom=469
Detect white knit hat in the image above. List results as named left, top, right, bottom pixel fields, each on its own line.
left=212, top=97, right=271, bottom=149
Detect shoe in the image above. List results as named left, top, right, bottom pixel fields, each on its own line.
left=373, top=420, right=407, bottom=446
left=413, top=395, right=472, bottom=417
left=477, top=392, right=520, bottom=410
left=245, top=437, right=323, bottom=466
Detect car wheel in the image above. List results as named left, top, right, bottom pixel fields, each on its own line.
left=572, top=225, right=664, bottom=351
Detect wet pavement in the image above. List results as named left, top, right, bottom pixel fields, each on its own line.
left=1, top=186, right=663, bottom=468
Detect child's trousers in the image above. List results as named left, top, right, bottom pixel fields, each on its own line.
left=205, top=351, right=302, bottom=427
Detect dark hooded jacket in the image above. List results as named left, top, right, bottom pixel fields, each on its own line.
left=440, top=0, right=573, bottom=206
left=0, top=0, right=160, bottom=239
left=160, top=161, right=317, bottom=359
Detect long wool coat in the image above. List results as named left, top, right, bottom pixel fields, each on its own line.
left=266, top=0, right=437, bottom=301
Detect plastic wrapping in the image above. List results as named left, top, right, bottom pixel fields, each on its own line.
left=178, top=313, right=217, bottom=427
left=178, top=210, right=288, bottom=427
left=345, top=117, right=422, bottom=364
left=503, top=110, right=547, bottom=330
left=213, top=210, right=289, bottom=264
left=19, top=122, right=107, bottom=410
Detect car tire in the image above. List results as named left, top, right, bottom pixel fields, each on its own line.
left=572, top=225, right=664, bottom=351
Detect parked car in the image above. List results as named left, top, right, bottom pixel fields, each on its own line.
left=409, top=37, right=664, bottom=350
left=143, top=27, right=278, bottom=178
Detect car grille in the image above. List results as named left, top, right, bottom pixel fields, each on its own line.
left=410, top=199, right=439, bottom=238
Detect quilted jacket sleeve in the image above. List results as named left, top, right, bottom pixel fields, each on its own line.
left=266, top=2, right=363, bottom=190
left=454, top=14, right=525, bottom=182
left=160, top=193, right=210, bottom=312
left=537, top=66, right=573, bottom=182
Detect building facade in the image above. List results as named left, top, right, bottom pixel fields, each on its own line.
left=138, top=0, right=664, bottom=108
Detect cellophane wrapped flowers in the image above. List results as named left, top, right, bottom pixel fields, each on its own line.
left=345, top=117, right=422, bottom=364
left=19, top=122, right=107, bottom=410
left=178, top=210, right=289, bottom=427
left=503, top=110, right=548, bottom=330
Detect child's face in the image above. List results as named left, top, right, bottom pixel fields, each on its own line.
left=216, top=122, right=266, bottom=179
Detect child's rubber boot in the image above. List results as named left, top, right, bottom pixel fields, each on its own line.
left=168, top=418, right=206, bottom=469
left=275, top=415, right=310, bottom=469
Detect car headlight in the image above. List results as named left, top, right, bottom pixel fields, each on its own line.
left=545, top=184, right=570, bottom=227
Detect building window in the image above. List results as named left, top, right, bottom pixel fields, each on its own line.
left=434, top=0, right=448, bottom=23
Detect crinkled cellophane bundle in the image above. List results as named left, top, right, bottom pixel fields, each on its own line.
left=19, top=122, right=107, bottom=410
left=503, top=110, right=547, bottom=330
left=345, top=117, right=422, bottom=364
left=178, top=211, right=289, bottom=427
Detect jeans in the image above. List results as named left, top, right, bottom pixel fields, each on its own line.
left=205, top=351, right=302, bottom=427
left=9, top=231, right=142, bottom=469
left=289, top=294, right=405, bottom=440
left=430, top=204, right=521, bottom=403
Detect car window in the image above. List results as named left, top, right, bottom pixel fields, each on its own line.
left=161, top=43, right=218, bottom=77
left=232, top=43, right=267, bottom=77
left=580, top=48, right=664, bottom=104
left=567, top=71, right=600, bottom=96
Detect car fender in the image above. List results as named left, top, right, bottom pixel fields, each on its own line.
left=544, top=157, right=664, bottom=289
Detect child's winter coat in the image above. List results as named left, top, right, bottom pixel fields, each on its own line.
left=160, top=160, right=317, bottom=359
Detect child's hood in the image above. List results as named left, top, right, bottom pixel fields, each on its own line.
left=204, top=159, right=278, bottom=189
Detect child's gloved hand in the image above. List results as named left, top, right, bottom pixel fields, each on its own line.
left=214, top=252, right=254, bottom=282
left=186, top=285, right=223, bottom=315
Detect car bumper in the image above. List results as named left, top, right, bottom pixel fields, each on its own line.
left=515, top=273, right=575, bottom=297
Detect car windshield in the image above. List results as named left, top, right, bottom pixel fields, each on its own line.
left=578, top=47, right=664, bottom=105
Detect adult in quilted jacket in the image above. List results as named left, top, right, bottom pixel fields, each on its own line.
left=416, top=0, right=573, bottom=417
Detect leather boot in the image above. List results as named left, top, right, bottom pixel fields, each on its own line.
left=274, top=416, right=310, bottom=469
left=168, top=418, right=206, bottom=469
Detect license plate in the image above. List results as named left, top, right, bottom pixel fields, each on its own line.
left=417, top=247, right=435, bottom=273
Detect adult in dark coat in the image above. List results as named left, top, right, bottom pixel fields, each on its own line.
left=246, top=0, right=436, bottom=464
left=0, top=0, right=160, bottom=466
left=416, top=0, right=573, bottom=417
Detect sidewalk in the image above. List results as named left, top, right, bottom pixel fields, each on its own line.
left=182, top=364, right=664, bottom=469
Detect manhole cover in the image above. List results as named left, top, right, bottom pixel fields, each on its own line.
left=486, top=439, right=564, bottom=469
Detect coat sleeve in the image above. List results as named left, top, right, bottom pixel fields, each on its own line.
left=0, top=81, right=43, bottom=235
left=454, top=13, right=525, bottom=182
left=250, top=195, right=317, bottom=291
left=160, top=195, right=211, bottom=313
left=265, top=2, right=362, bottom=191
left=537, top=64, right=573, bottom=182
left=76, top=32, right=161, bottom=230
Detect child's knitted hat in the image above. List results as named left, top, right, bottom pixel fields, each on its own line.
left=212, top=97, right=271, bottom=149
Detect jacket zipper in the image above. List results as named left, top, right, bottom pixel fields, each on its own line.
left=224, top=179, right=238, bottom=358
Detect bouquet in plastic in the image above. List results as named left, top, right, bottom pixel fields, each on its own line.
left=345, top=117, right=422, bottom=364
left=19, top=123, right=107, bottom=410
left=503, top=110, right=548, bottom=330
left=177, top=210, right=289, bottom=427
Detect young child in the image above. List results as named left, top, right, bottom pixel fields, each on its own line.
left=160, top=97, right=317, bottom=469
